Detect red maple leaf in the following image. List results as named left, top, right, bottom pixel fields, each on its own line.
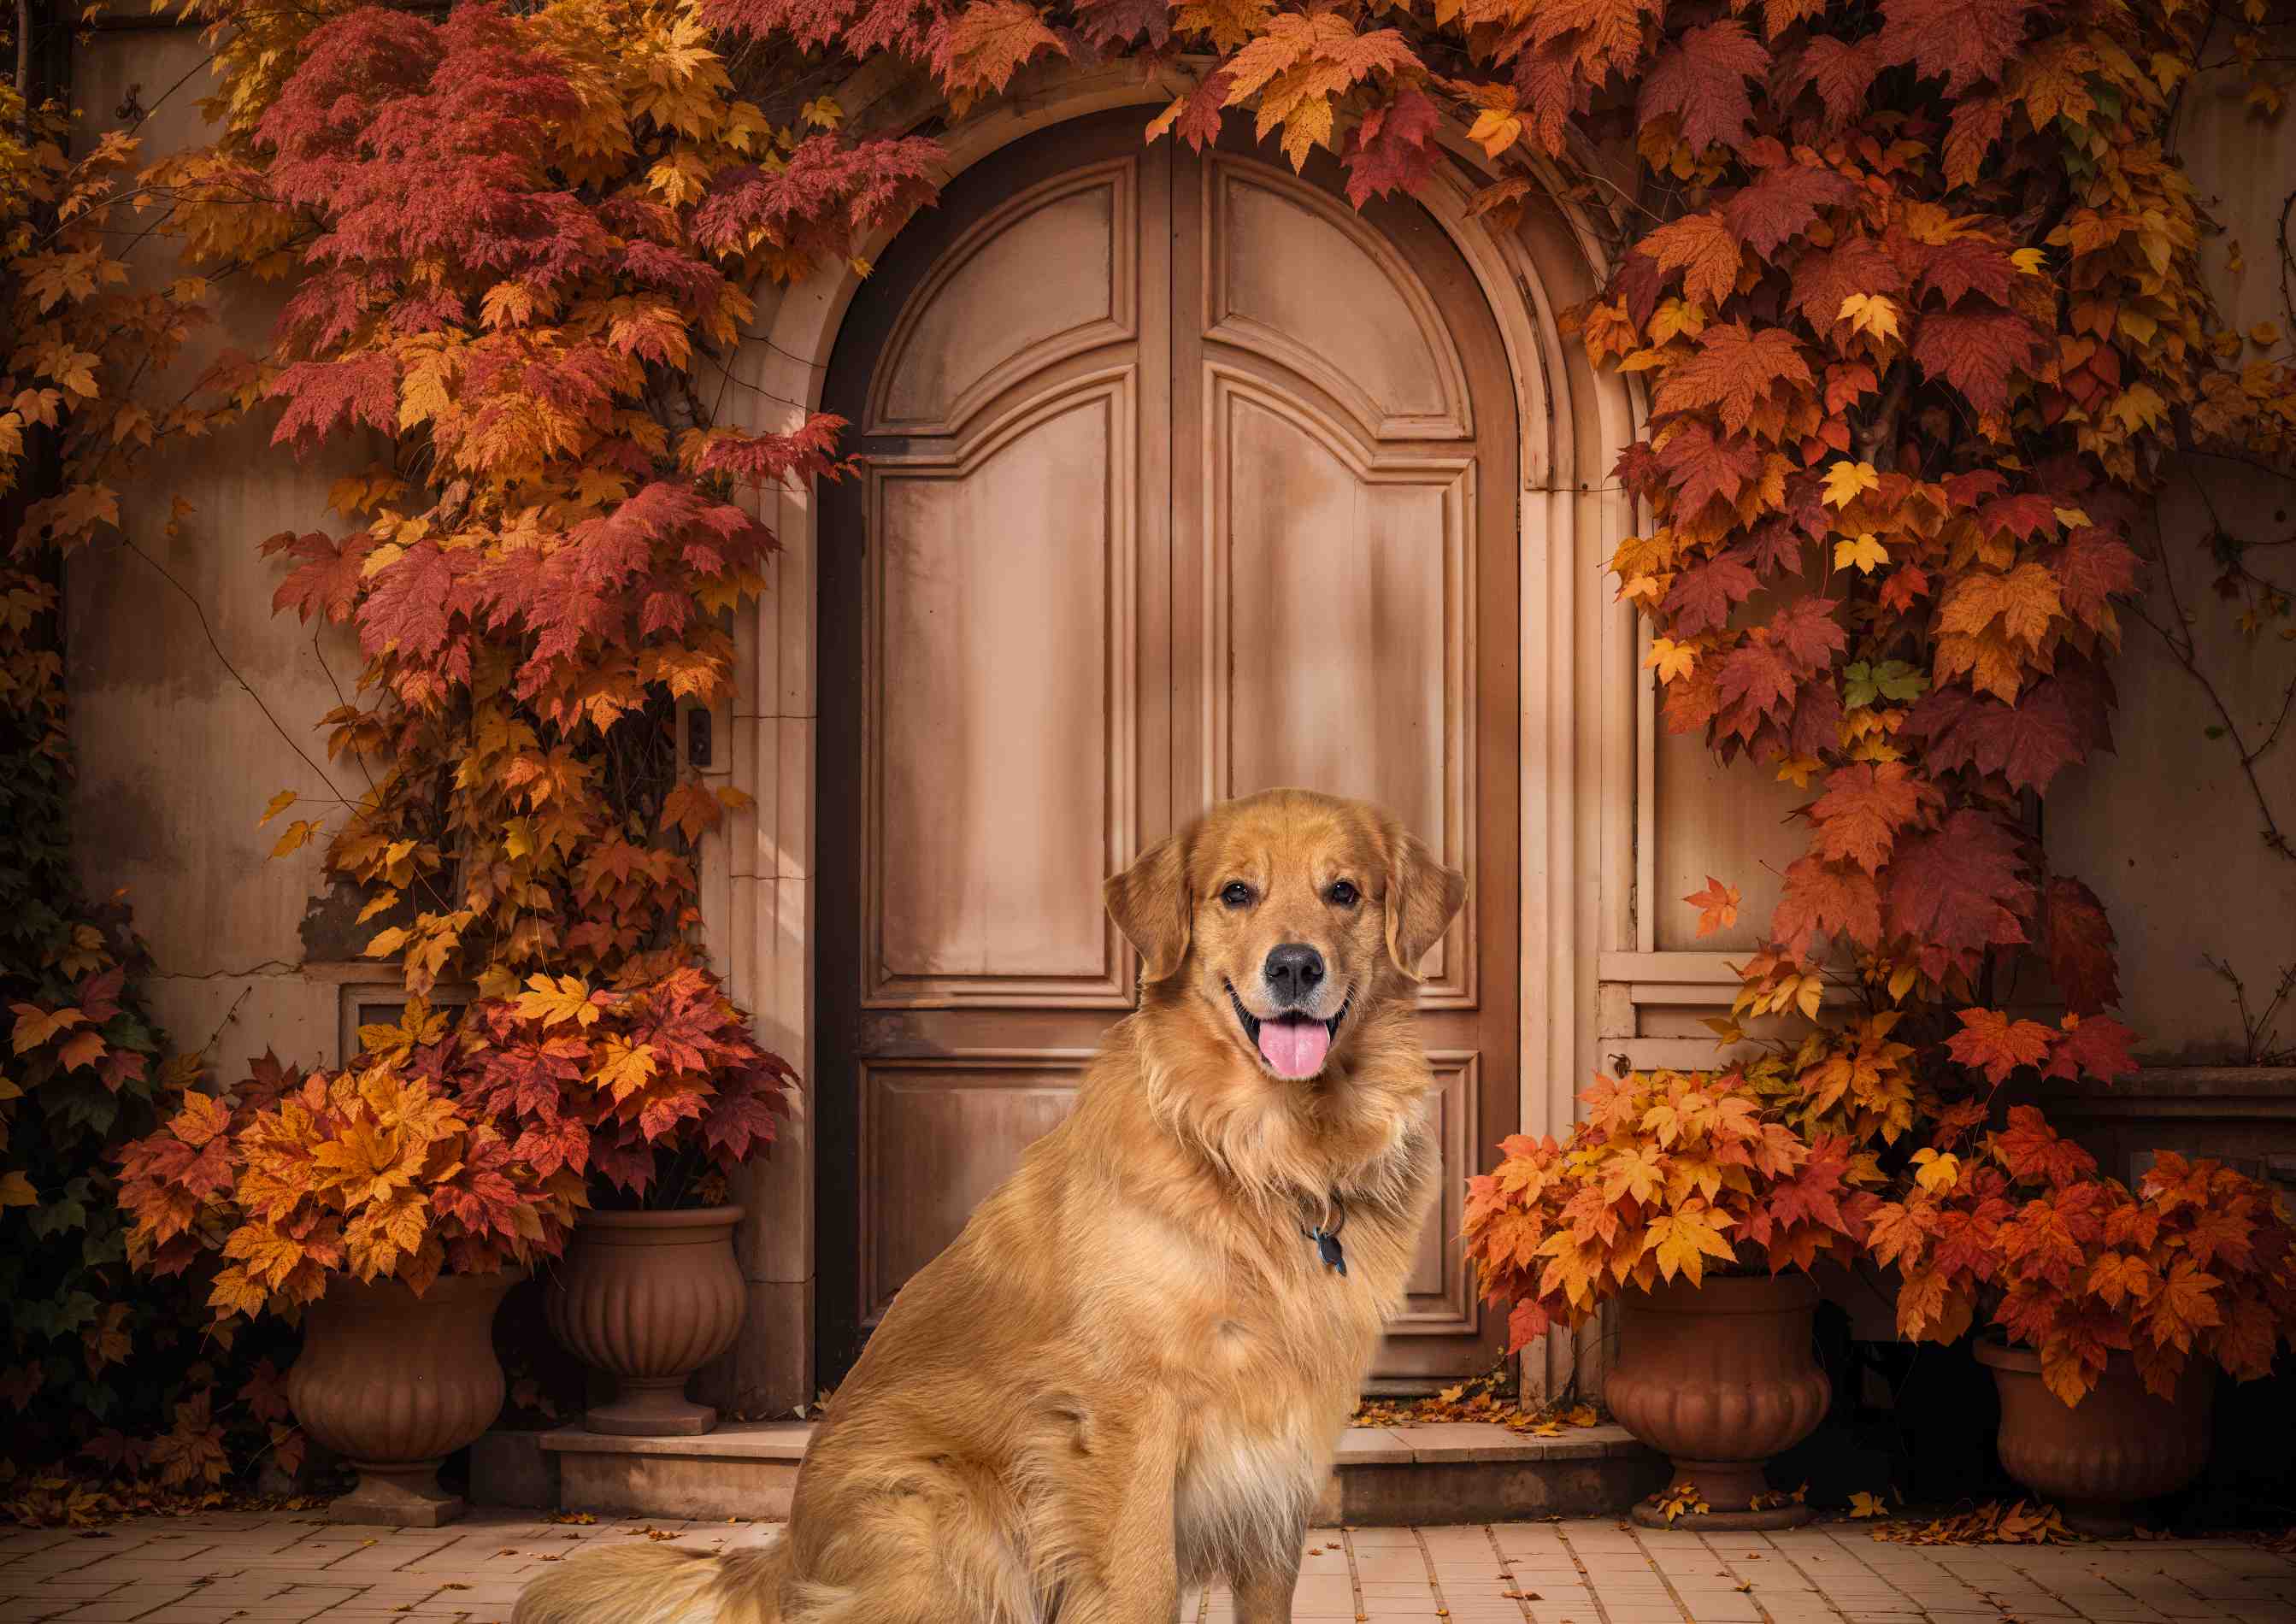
left=1916, top=238, right=2018, bottom=307
left=1767, top=597, right=1848, bottom=670
left=1652, top=321, right=1815, bottom=434
left=1998, top=1195, right=2085, bottom=1289
left=1342, top=89, right=1439, bottom=205
left=1774, top=855, right=1882, bottom=956
left=1877, top=0, right=2035, bottom=92
left=1904, top=664, right=2113, bottom=793
left=1910, top=303, right=2048, bottom=414
left=264, top=530, right=380, bottom=626
left=1785, top=236, right=1906, bottom=333
left=1507, top=1296, right=1553, bottom=1351
left=1715, top=639, right=1803, bottom=735
left=1993, top=1104, right=2099, bottom=1189
left=1946, top=1007, right=2056, bottom=1084
left=1777, top=36, right=1882, bottom=127
left=1808, top=761, right=1943, bottom=874
left=692, top=132, right=942, bottom=262
left=1634, top=211, right=1745, bottom=309
left=1944, top=95, right=2012, bottom=186
left=1653, top=421, right=1763, bottom=515
left=1975, top=492, right=2059, bottom=545
left=359, top=541, right=468, bottom=660
left=1663, top=554, right=1760, bottom=636
left=1721, top=163, right=1860, bottom=257
left=1883, top=808, right=2033, bottom=978
left=2051, top=531, right=2142, bottom=630
left=2042, top=876, right=2120, bottom=1015
left=1074, top=0, right=1172, bottom=48
left=268, top=354, right=402, bottom=451
left=1637, top=21, right=1769, bottom=153
left=2042, top=1014, right=2137, bottom=1084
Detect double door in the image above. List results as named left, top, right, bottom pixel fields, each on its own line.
left=815, top=111, right=1522, bottom=1383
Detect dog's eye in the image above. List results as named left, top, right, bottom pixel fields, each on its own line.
left=1328, top=880, right=1359, bottom=908
left=1220, top=881, right=1253, bottom=909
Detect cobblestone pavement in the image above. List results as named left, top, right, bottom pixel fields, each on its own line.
left=3, top=1511, right=2294, bottom=1623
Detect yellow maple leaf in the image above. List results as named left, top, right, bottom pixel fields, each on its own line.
left=1642, top=1203, right=1736, bottom=1286
left=1822, top=460, right=1880, bottom=509
left=1910, top=1148, right=1961, bottom=1194
left=1643, top=637, right=1696, bottom=682
left=592, top=1036, right=660, bottom=1103
left=207, top=1265, right=272, bottom=1320
left=1467, top=106, right=1522, bottom=159
left=1849, top=1490, right=1888, bottom=1518
left=1834, top=533, right=1889, bottom=575
left=10, top=1003, right=86, bottom=1053
left=516, top=973, right=599, bottom=1029
left=1837, top=293, right=1901, bottom=342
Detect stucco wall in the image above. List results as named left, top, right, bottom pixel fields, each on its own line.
left=65, top=26, right=376, bottom=1086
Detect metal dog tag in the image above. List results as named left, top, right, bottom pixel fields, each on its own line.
left=1312, top=1228, right=1347, bottom=1277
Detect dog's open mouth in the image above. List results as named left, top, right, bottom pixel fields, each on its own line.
left=1226, top=983, right=1347, bottom=1080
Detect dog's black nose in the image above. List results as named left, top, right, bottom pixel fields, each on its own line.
left=1263, top=943, right=1325, bottom=1005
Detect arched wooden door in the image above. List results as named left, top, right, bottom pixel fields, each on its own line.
left=815, top=110, right=1520, bottom=1386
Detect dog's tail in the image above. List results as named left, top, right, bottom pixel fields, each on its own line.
left=511, top=1527, right=789, bottom=1624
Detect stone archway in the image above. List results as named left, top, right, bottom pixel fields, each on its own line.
left=700, top=63, right=1645, bottom=1409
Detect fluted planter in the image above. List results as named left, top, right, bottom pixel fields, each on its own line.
left=1604, top=1273, right=1830, bottom=1530
left=1977, top=1341, right=2214, bottom=1534
left=286, top=1272, right=516, bottom=1527
left=547, top=1204, right=746, bottom=1435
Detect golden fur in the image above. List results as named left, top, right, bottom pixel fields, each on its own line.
left=513, top=788, right=1465, bottom=1624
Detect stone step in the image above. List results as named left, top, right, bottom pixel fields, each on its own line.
left=474, top=1421, right=1665, bottom=1527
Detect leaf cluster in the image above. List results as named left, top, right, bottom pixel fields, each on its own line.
left=116, top=1051, right=584, bottom=1322
left=1867, top=1107, right=2296, bottom=1406
left=1463, top=1068, right=1881, bottom=1353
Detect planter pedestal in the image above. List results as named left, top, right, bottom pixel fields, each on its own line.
left=547, top=1205, right=747, bottom=1436
left=1977, top=1341, right=2213, bottom=1536
left=286, top=1273, right=516, bottom=1527
left=325, top=1462, right=466, bottom=1528
left=1604, top=1274, right=1830, bottom=1531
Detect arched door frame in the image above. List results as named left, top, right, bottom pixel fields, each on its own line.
left=698, top=59, right=1645, bottom=1407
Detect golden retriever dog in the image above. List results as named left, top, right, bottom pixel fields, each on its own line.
left=513, top=787, right=1464, bottom=1624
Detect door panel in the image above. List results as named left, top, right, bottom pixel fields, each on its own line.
left=859, top=1058, right=1084, bottom=1321
left=820, top=111, right=1518, bottom=1384
left=865, top=381, right=1133, bottom=1005
left=1173, top=130, right=1519, bottom=1375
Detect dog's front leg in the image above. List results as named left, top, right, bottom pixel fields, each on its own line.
left=1225, top=1513, right=1307, bottom=1624
left=1052, top=1416, right=1183, bottom=1624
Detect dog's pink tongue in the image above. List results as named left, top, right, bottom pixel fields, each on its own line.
left=1258, top=1015, right=1331, bottom=1079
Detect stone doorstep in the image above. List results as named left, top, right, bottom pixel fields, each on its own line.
left=479, top=1422, right=1665, bottom=1527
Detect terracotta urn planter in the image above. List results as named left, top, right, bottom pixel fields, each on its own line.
left=547, top=1204, right=747, bottom=1435
left=286, top=1271, right=516, bottom=1527
left=1604, top=1273, right=1831, bottom=1529
left=1976, top=1341, right=2214, bottom=1533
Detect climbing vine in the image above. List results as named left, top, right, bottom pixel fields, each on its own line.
left=4, top=0, right=2293, bottom=1499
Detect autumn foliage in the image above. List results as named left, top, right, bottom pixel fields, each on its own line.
left=1464, top=1069, right=1877, bottom=1350
left=118, top=1055, right=580, bottom=1320
left=1871, top=1110, right=2296, bottom=1405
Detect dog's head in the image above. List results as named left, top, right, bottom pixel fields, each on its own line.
left=1104, top=789, right=1466, bottom=1083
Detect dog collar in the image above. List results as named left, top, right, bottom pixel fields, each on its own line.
left=1301, top=1189, right=1348, bottom=1277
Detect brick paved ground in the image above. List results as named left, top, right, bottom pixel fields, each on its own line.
left=3, top=1511, right=2294, bottom=1623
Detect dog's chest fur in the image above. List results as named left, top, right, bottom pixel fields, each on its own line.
left=1158, top=1151, right=1434, bottom=1581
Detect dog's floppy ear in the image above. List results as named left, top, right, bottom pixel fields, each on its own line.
left=1105, top=830, right=1192, bottom=985
left=1382, top=822, right=1468, bottom=980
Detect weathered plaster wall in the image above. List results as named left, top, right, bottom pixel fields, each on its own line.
left=64, top=26, right=376, bottom=1086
